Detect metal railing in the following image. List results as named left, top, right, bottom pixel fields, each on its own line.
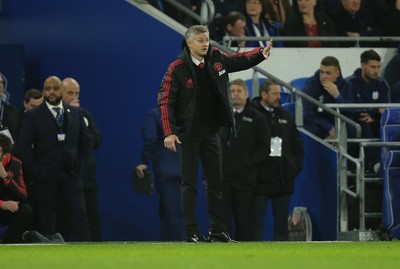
left=223, top=36, right=400, bottom=48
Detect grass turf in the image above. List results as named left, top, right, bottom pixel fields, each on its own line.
left=0, top=241, right=399, bottom=269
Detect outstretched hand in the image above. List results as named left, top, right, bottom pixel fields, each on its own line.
left=262, top=39, right=273, bottom=60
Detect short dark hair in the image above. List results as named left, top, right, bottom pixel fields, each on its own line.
left=259, top=78, right=278, bottom=96
left=361, top=49, right=381, bottom=64
left=320, top=56, right=341, bottom=70
left=224, top=11, right=246, bottom=29
left=24, top=88, right=42, bottom=102
left=230, top=78, right=248, bottom=91
left=0, top=133, right=13, bottom=154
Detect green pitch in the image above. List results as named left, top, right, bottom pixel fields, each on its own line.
left=0, top=241, right=399, bottom=269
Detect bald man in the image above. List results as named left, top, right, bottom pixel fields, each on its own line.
left=58, top=77, right=103, bottom=241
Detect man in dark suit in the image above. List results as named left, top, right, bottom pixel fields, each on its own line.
left=59, top=77, right=102, bottom=242
left=16, top=75, right=92, bottom=242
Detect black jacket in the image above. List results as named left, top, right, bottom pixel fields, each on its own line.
left=282, top=10, right=338, bottom=47
left=251, top=97, right=304, bottom=196
left=158, top=41, right=266, bottom=141
left=220, top=100, right=270, bottom=190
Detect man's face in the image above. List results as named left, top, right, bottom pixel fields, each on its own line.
left=227, top=19, right=246, bottom=37
left=187, top=32, right=209, bottom=60
left=341, top=0, right=361, bottom=14
left=62, top=83, right=80, bottom=105
left=43, top=77, right=62, bottom=105
left=361, top=60, right=381, bottom=82
left=262, top=84, right=281, bottom=108
left=319, top=65, right=340, bottom=83
left=24, top=97, right=43, bottom=111
left=0, top=76, right=4, bottom=97
left=230, top=83, right=248, bottom=108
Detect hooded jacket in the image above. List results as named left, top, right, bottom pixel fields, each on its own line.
left=302, top=69, right=354, bottom=138
left=158, top=40, right=266, bottom=141
left=346, top=68, right=390, bottom=121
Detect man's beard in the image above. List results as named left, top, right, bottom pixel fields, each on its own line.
left=44, top=95, right=62, bottom=105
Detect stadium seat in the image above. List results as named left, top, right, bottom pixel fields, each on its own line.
left=380, top=108, right=400, bottom=170
left=282, top=102, right=295, bottom=119
left=382, top=150, right=400, bottom=239
left=290, top=77, right=308, bottom=92
left=0, top=225, right=8, bottom=242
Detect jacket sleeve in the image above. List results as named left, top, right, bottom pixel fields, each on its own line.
left=15, top=111, right=41, bottom=180
left=140, top=109, right=159, bottom=165
left=2, top=157, right=28, bottom=202
left=158, top=63, right=181, bottom=137
left=222, top=47, right=266, bottom=73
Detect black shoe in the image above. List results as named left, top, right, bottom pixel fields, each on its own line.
left=186, top=232, right=210, bottom=243
left=22, top=230, right=51, bottom=243
left=208, top=231, right=238, bottom=243
left=47, top=233, right=65, bottom=243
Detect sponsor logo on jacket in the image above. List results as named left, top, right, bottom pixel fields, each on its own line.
left=186, top=78, right=193, bottom=88
left=214, top=62, right=226, bottom=77
left=242, top=116, right=253, bottom=122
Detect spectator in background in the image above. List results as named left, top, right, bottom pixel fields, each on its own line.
left=383, top=44, right=400, bottom=93
left=250, top=79, right=304, bottom=241
left=60, top=77, right=102, bottom=241
left=23, top=89, right=43, bottom=112
left=210, top=11, right=248, bottom=48
left=244, top=0, right=283, bottom=47
left=377, top=0, right=400, bottom=45
left=331, top=0, right=381, bottom=47
left=0, top=133, right=31, bottom=243
left=219, top=79, right=269, bottom=241
left=346, top=49, right=390, bottom=170
left=0, top=73, right=21, bottom=146
left=265, top=0, right=292, bottom=25
left=135, top=107, right=185, bottom=241
left=282, top=0, right=338, bottom=47
left=302, top=56, right=354, bottom=139
left=347, top=50, right=390, bottom=136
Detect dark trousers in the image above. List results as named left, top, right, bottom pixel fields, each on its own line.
left=155, top=174, right=185, bottom=241
left=84, top=188, right=102, bottom=241
left=222, top=183, right=253, bottom=241
left=181, top=125, right=226, bottom=235
left=0, top=202, right=31, bottom=243
left=36, top=172, right=90, bottom=242
left=250, top=194, right=291, bottom=241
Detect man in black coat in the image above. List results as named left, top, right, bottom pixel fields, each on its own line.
left=158, top=25, right=273, bottom=242
left=220, top=79, right=269, bottom=241
left=58, top=77, right=102, bottom=242
left=250, top=79, right=304, bottom=241
left=17, top=76, right=92, bottom=241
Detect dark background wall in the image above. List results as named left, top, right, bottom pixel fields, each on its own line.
left=0, top=0, right=338, bottom=241
left=0, top=0, right=190, bottom=241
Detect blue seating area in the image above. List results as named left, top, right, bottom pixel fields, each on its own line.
left=382, top=150, right=400, bottom=239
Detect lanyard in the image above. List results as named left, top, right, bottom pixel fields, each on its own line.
left=251, top=21, right=269, bottom=47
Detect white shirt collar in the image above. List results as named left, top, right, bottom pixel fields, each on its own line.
left=191, top=55, right=204, bottom=67
left=46, top=101, right=64, bottom=117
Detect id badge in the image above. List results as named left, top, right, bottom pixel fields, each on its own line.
left=57, top=133, right=66, bottom=141
left=270, top=137, right=282, bottom=157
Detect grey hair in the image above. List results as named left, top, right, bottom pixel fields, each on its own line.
left=185, top=25, right=209, bottom=42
